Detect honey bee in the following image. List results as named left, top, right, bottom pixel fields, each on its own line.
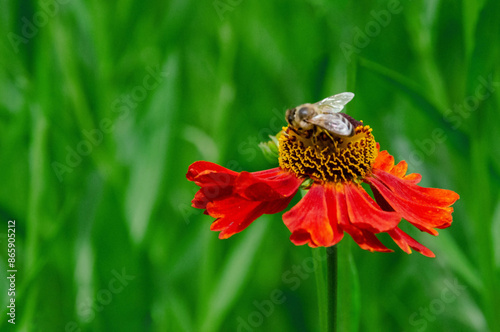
left=286, top=92, right=355, bottom=137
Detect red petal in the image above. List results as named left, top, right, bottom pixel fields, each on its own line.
left=334, top=185, right=392, bottom=253
left=324, top=185, right=346, bottom=246
left=251, top=167, right=284, bottom=177
left=207, top=195, right=295, bottom=239
left=363, top=147, right=458, bottom=256
left=283, top=184, right=343, bottom=247
left=263, top=197, right=295, bottom=215
left=209, top=197, right=267, bottom=239
left=235, top=169, right=302, bottom=201
left=187, top=162, right=238, bottom=208
left=191, top=182, right=235, bottom=209
left=374, top=170, right=459, bottom=207
left=388, top=227, right=435, bottom=257
left=288, top=229, right=315, bottom=246
left=368, top=174, right=455, bottom=235
left=193, top=172, right=236, bottom=188
left=187, top=161, right=301, bottom=239
left=346, top=227, right=393, bottom=253
left=344, top=182, right=401, bottom=233
left=186, top=161, right=238, bottom=182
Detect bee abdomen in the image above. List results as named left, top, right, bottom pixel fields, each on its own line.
left=340, top=113, right=362, bottom=128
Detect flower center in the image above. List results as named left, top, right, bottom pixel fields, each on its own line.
left=278, top=124, right=377, bottom=183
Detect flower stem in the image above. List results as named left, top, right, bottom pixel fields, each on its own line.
left=327, top=245, right=338, bottom=332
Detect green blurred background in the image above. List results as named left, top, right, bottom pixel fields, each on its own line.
left=1, top=0, right=499, bottom=331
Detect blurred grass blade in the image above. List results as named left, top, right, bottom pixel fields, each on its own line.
left=200, top=220, right=268, bottom=332
left=492, top=198, right=500, bottom=270
left=337, top=240, right=360, bottom=332
left=462, top=0, right=488, bottom=59
left=125, top=53, right=179, bottom=245
left=358, top=57, right=438, bottom=113
left=168, top=289, right=194, bottom=332
left=358, top=56, right=467, bottom=150
left=439, top=232, right=483, bottom=293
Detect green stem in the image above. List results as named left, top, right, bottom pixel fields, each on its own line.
left=327, top=246, right=338, bottom=332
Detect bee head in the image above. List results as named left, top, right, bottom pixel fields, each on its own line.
left=286, top=104, right=316, bottom=131
left=286, top=108, right=295, bottom=126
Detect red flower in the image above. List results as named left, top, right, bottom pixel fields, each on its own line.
left=186, top=95, right=459, bottom=257
left=186, top=162, right=302, bottom=239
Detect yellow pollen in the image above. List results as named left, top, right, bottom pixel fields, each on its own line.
left=278, top=125, right=377, bottom=183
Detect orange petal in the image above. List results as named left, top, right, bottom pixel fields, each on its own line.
left=388, top=227, right=435, bottom=257
left=403, top=173, right=422, bottom=183
left=372, top=150, right=421, bottom=183
left=372, top=150, right=395, bottom=172
left=391, top=160, right=408, bottom=178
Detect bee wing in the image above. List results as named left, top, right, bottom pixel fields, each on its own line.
left=307, top=113, right=353, bottom=136
left=315, top=92, right=355, bottom=114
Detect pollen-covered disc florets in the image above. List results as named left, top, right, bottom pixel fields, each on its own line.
left=278, top=125, right=377, bottom=183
